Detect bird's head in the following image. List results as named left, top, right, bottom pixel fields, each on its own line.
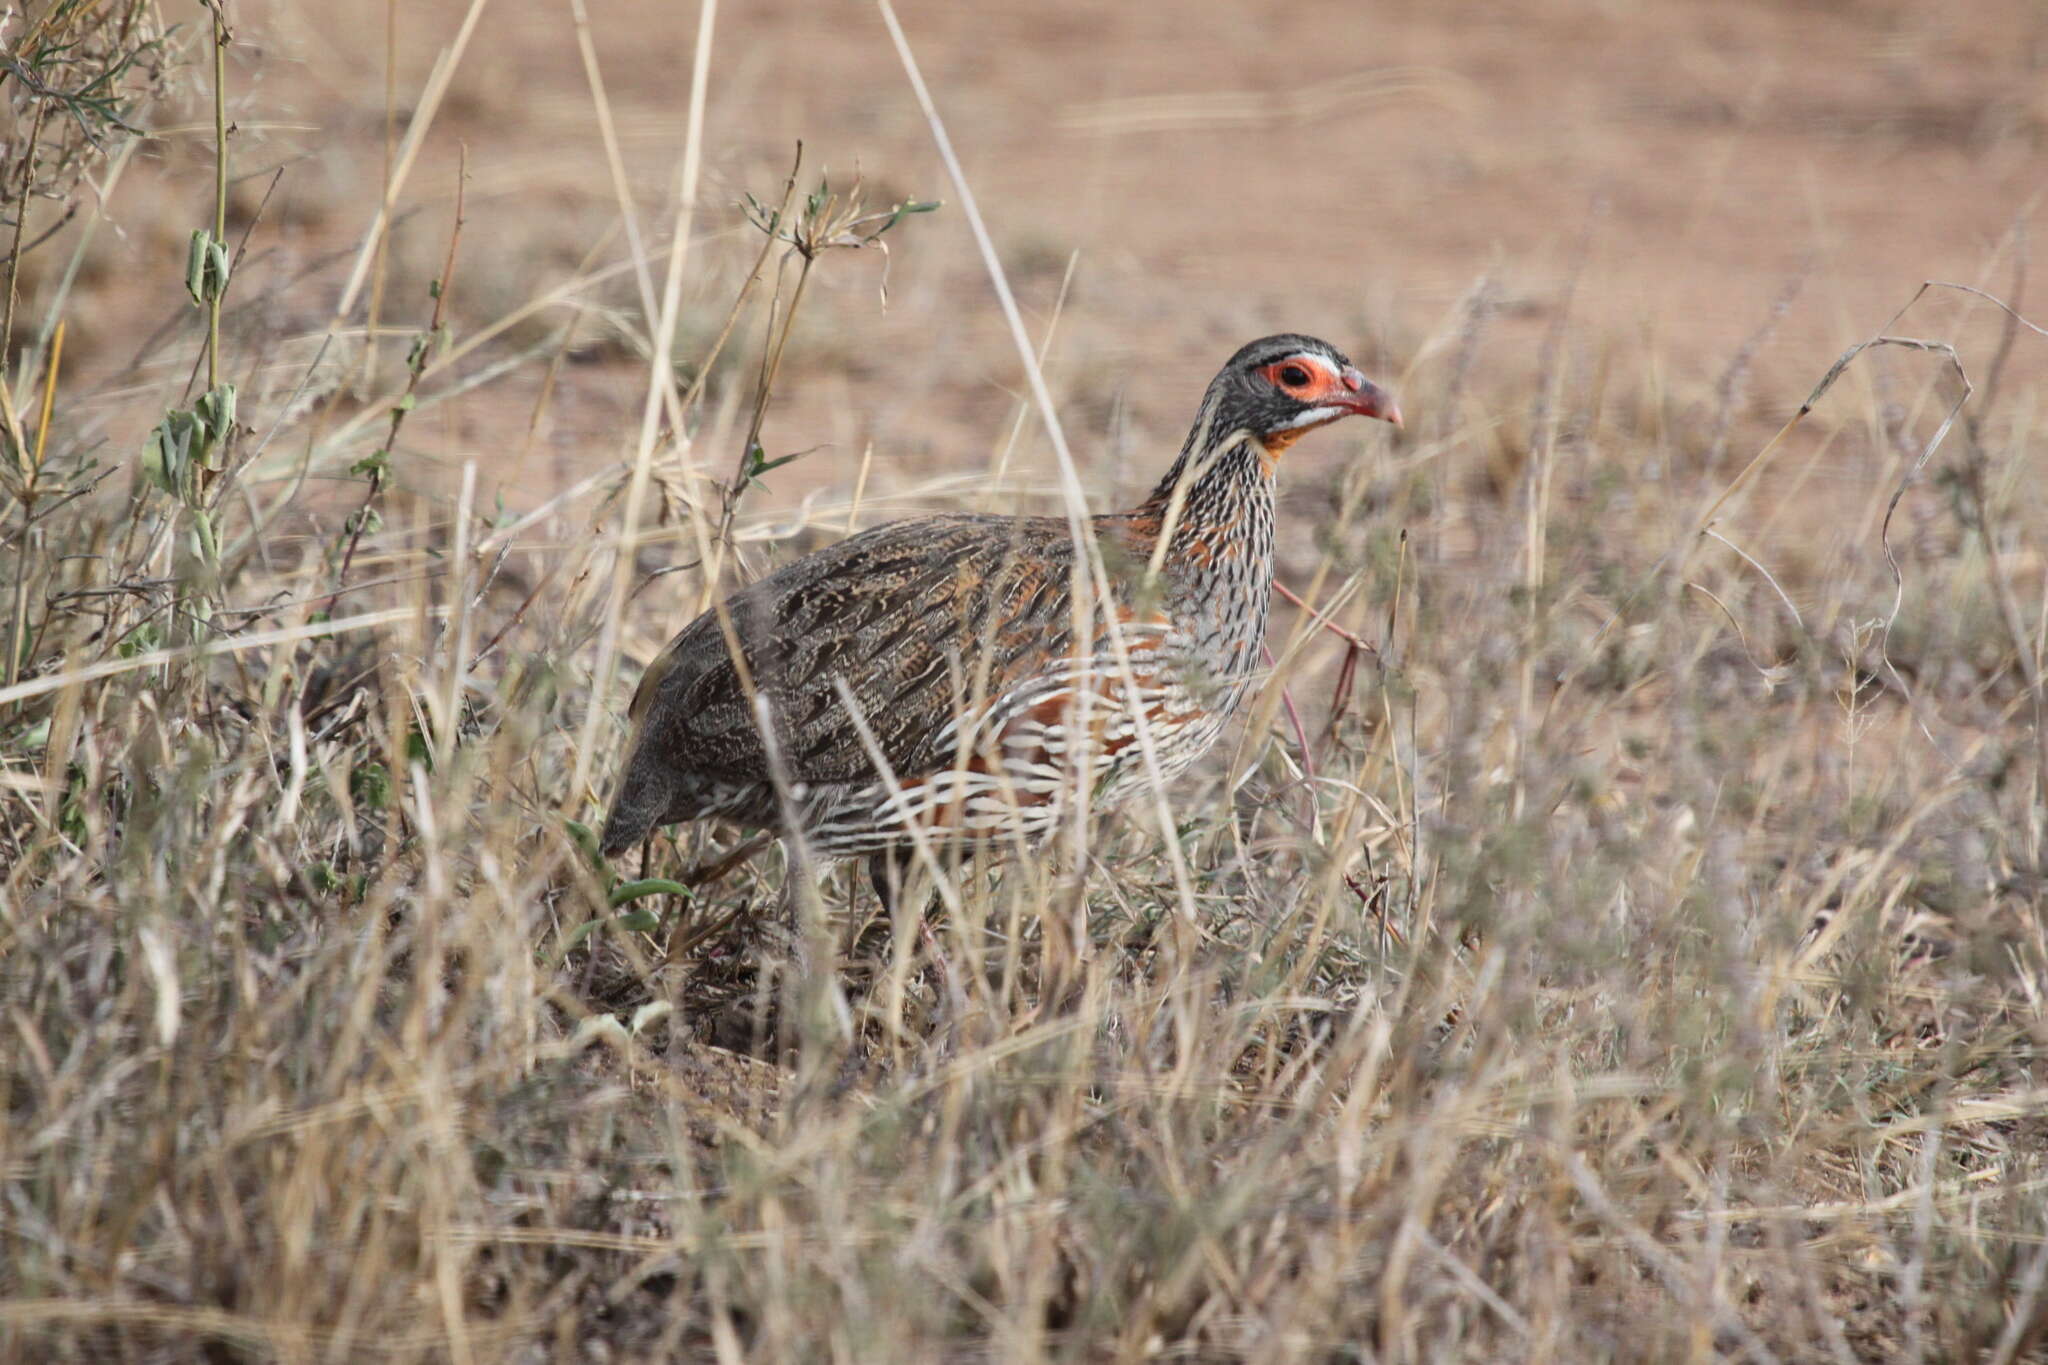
left=1209, top=334, right=1401, bottom=455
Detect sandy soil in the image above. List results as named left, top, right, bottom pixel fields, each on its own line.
left=30, top=0, right=2048, bottom=546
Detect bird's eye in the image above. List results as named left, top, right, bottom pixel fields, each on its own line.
left=1279, top=364, right=1312, bottom=388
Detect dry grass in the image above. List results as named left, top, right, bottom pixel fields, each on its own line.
left=4, top=2, right=2048, bottom=1361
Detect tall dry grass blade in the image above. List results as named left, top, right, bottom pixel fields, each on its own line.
left=877, top=0, right=1200, bottom=918
left=569, top=0, right=718, bottom=806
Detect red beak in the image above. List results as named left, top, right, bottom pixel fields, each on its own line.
left=1338, top=365, right=1402, bottom=427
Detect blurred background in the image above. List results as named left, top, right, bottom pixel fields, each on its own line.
left=28, top=0, right=2048, bottom=535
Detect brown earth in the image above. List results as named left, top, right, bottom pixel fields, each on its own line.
left=34, top=0, right=2047, bottom=539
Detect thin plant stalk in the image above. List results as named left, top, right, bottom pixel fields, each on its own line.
left=205, top=1, right=231, bottom=394
left=336, top=146, right=470, bottom=592
left=6, top=321, right=61, bottom=699
left=1, top=99, right=51, bottom=376
left=567, top=0, right=718, bottom=807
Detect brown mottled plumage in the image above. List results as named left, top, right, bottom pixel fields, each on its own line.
left=601, top=334, right=1399, bottom=891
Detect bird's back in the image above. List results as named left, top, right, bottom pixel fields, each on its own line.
left=603, top=511, right=1124, bottom=853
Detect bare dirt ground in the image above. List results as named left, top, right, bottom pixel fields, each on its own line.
left=43, top=0, right=2048, bottom=518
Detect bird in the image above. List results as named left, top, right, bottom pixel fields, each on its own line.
left=600, top=333, right=1400, bottom=904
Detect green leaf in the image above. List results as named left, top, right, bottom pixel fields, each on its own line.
left=744, top=442, right=807, bottom=488
left=184, top=229, right=209, bottom=305
left=612, top=908, right=661, bottom=934
left=194, top=384, right=236, bottom=454
left=870, top=198, right=945, bottom=240
left=117, top=623, right=163, bottom=659
left=564, top=819, right=603, bottom=870
left=141, top=424, right=178, bottom=496
left=57, top=769, right=87, bottom=845
left=184, top=230, right=231, bottom=304
left=205, top=237, right=231, bottom=299
left=609, top=878, right=691, bottom=908
left=145, top=386, right=237, bottom=503
left=142, top=410, right=203, bottom=500
left=350, top=760, right=391, bottom=811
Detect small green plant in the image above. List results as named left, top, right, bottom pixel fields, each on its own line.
left=131, top=1, right=237, bottom=637
left=3, top=2, right=172, bottom=694
left=717, top=157, right=940, bottom=543
left=1, top=0, right=172, bottom=366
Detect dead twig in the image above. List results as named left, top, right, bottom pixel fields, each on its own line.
left=335, top=145, right=469, bottom=594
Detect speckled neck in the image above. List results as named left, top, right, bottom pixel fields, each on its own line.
left=1141, top=430, right=1278, bottom=688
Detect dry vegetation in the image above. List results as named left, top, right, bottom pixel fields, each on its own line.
left=4, top=1, right=2048, bottom=1361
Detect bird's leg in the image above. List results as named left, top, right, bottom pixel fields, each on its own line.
left=758, top=838, right=806, bottom=967
left=841, top=846, right=910, bottom=972
left=768, top=840, right=853, bottom=1077
left=866, top=844, right=938, bottom=1050
left=868, top=847, right=917, bottom=915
